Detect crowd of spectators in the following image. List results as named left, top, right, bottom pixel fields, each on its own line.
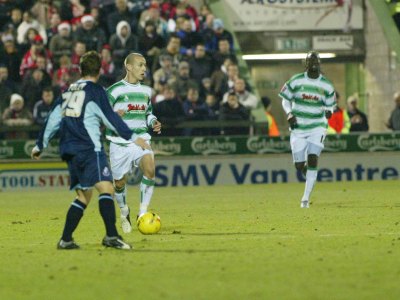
left=0, top=0, right=261, bottom=138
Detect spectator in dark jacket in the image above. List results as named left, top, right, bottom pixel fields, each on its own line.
left=33, top=86, right=54, bottom=125
left=138, top=20, right=165, bottom=75
left=189, top=43, right=213, bottom=87
left=153, top=84, right=185, bottom=136
left=109, top=20, right=138, bottom=71
left=346, top=95, right=369, bottom=132
left=73, top=14, right=105, bottom=52
left=107, top=0, right=136, bottom=36
left=219, top=91, right=250, bottom=135
left=49, top=22, right=73, bottom=67
left=183, top=87, right=211, bottom=136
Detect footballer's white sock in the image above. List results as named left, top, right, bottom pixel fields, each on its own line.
left=302, top=168, right=318, bottom=201
left=139, top=176, right=155, bottom=216
left=115, top=185, right=129, bottom=217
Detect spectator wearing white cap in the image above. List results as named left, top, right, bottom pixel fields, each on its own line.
left=73, top=14, right=106, bottom=52
left=2, top=94, right=33, bottom=139
left=50, top=22, right=73, bottom=65
left=109, top=21, right=138, bottom=70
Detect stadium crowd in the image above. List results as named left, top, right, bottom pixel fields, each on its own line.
left=0, top=0, right=264, bottom=138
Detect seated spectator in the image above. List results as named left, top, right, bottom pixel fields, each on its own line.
left=212, top=38, right=237, bottom=70
left=2, top=93, right=33, bottom=139
left=60, top=0, right=87, bottom=22
left=205, top=93, right=219, bottom=120
left=31, top=0, right=59, bottom=29
left=46, top=12, right=62, bottom=43
left=99, top=45, right=117, bottom=87
left=219, top=91, right=250, bottom=136
left=386, top=92, right=400, bottom=131
left=176, top=19, right=202, bottom=57
left=205, top=18, right=233, bottom=52
left=109, top=20, right=138, bottom=71
left=33, top=86, right=54, bottom=125
left=167, top=2, right=198, bottom=33
left=198, top=4, right=212, bottom=30
left=346, top=95, right=369, bottom=132
left=153, top=84, right=185, bottom=136
left=327, top=92, right=350, bottom=134
left=21, top=68, right=51, bottom=111
left=49, top=22, right=73, bottom=67
left=138, top=2, right=169, bottom=39
left=17, top=10, right=47, bottom=45
left=189, top=43, right=213, bottom=87
left=171, top=0, right=198, bottom=28
left=138, top=20, right=165, bottom=75
left=107, top=0, right=136, bottom=36
left=70, top=41, right=86, bottom=74
left=183, top=87, right=211, bottom=136
left=0, top=65, right=17, bottom=119
left=261, top=96, right=280, bottom=137
left=152, top=33, right=182, bottom=74
left=200, top=77, right=212, bottom=99
left=0, top=34, right=22, bottom=83
left=211, top=60, right=238, bottom=100
left=73, top=14, right=106, bottom=52
left=20, top=34, right=53, bottom=78
left=169, top=61, right=198, bottom=102
left=153, top=54, right=177, bottom=94
left=222, top=78, right=258, bottom=109
left=2, top=7, right=22, bottom=38
left=54, top=55, right=73, bottom=92
left=204, top=93, right=220, bottom=135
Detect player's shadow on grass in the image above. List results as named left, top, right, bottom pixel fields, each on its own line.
left=134, top=249, right=233, bottom=253
left=179, top=232, right=271, bottom=236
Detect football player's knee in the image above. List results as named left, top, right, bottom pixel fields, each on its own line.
left=308, top=154, right=318, bottom=168
left=143, top=167, right=155, bottom=179
left=114, top=178, right=125, bottom=190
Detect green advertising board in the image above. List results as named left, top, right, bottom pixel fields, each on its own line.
left=1, top=133, right=400, bottom=160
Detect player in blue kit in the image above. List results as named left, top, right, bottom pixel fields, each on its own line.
left=31, top=51, right=150, bottom=250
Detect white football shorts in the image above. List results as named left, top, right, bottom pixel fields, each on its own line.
left=290, top=128, right=327, bottom=163
left=109, top=142, right=153, bottom=180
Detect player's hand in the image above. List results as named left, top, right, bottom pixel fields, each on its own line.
left=117, top=109, right=125, bottom=117
left=152, top=120, right=162, bottom=135
left=287, top=113, right=297, bottom=129
left=31, top=145, right=42, bottom=160
left=325, top=110, right=332, bottom=119
left=134, top=137, right=151, bottom=150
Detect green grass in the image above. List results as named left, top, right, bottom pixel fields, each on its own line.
left=0, top=181, right=400, bottom=300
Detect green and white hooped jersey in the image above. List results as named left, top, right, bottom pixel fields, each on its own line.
left=105, top=80, right=156, bottom=144
left=279, top=72, right=335, bottom=132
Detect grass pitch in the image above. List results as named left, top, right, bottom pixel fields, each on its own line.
left=0, top=181, right=399, bottom=300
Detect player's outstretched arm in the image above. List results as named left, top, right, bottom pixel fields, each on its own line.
left=33, top=97, right=63, bottom=159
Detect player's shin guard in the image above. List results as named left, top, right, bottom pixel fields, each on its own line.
left=98, top=193, right=119, bottom=237
left=61, top=199, right=87, bottom=242
left=114, top=184, right=128, bottom=213
left=139, top=176, right=155, bottom=216
left=302, top=168, right=318, bottom=201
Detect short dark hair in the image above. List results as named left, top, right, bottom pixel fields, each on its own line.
left=42, top=86, right=53, bottom=93
left=80, top=51, right=101, bottom=77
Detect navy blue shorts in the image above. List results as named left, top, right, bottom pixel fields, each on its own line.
left=66, top=150, right=113, bottom=190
